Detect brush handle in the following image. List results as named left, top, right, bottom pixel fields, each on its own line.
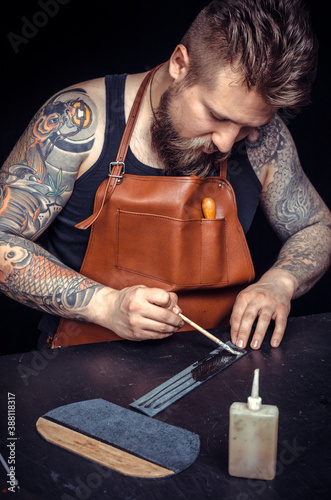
left=178, top=313, right=240, bottom=355
left=202, top=197, right=216, bottom=219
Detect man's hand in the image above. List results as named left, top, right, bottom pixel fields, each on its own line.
left=99, top=285, right=184, bottom=341
left=230, top=269, right=297, bottom=350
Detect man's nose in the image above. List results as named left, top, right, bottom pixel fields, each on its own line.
left=211, top=124, right=241, bottom=153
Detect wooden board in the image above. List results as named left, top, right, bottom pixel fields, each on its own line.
left=37, top=417, right=174, bottom=478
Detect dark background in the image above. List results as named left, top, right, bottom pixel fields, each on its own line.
left=0, top=0, right=330, bottom=354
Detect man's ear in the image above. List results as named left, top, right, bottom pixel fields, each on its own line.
left=168, top=44, right=190, bottom=82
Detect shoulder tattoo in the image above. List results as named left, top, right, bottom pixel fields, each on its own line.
left=245, top=115, right=280, bottom=178
left=0, top=88, right=97, bottom=239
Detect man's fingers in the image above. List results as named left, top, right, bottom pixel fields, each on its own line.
left=145, top=289, right=179, bottom=310
left=230, top=286, right=290, bottom=349
left=248, top=311, right=273, bottom=349
left=230, top=298, right=261, bottom=348
left=270, top=314, right=288, bottom=348
left=108, top=286, right=184, bottom=341
left=131, top=287, right=184, bottom=330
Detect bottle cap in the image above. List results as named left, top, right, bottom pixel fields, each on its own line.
left=248, top=368, right=262, bottom=410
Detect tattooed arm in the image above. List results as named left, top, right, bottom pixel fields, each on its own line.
left=230, top=115, right=331, bottom=350
left=0, top=84, right=105, bottom=317
left=0, top=82, right=182, bottom=340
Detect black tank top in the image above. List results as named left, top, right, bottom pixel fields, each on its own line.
left=37, top=73, right=262, bottom=337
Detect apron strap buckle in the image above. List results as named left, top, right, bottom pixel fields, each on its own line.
left=109, top=161, right=125, bottom=184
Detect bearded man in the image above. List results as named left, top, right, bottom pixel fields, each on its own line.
left=0, top=0, right=330, bottom=350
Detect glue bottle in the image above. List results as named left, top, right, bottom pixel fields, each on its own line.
left=228, top=368, right=279, bottom=480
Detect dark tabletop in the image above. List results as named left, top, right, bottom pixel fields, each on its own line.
left=0, top=313, right=330, bottom=500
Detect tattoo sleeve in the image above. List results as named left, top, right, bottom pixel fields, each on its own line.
left=0, top=87, right=103, bottom=318
left=247, top=115, right=331, bottom=297
left=0, top=234, right=103, bottom=319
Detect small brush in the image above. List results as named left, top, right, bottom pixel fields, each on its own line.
left=178, top=313, right=243, bottom=356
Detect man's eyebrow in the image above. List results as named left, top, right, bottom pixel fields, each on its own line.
left=207, top=105, right=272, bottom=128
left=208, top=106, right=234, bottom=123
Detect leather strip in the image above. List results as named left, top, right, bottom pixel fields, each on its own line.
left=219, top=160, right=227, bottom=179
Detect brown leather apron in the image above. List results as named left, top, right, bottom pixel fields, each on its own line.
left=52, top=68, right=255, bottom=348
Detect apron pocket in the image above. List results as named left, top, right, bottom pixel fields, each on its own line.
left=115, top=210, right=229, bottom=288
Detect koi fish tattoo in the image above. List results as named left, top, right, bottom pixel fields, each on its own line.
left=0, top=234, right=101, bottom=317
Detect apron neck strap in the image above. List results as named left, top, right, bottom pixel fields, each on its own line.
left=116, top=64, right=163, bottom=164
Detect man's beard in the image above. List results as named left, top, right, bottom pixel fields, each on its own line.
left=150, top=82, right=230, bottom=177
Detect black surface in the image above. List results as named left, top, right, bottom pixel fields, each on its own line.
left=0, top=313, right=331, bottom=499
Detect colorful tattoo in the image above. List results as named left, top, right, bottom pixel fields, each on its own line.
left=0, top=234, right=101, bottom=317
left=0, top=87, right=100, bottom=316
left=0, top=88, right=96, bottom=239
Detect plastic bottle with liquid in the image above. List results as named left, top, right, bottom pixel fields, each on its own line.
left=228, top=368, right=279, bottom=480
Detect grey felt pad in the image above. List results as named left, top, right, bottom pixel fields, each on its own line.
left=43, top=399, right=200, bottom=473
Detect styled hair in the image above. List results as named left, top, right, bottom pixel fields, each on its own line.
left=180, top=0, right=318, bottom=112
